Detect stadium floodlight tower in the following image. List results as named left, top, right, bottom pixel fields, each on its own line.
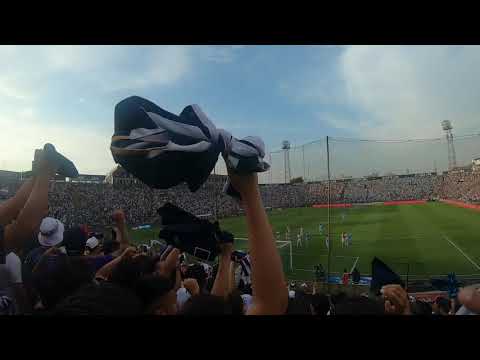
left=282, top=140, right=291, bottom=184
left=441, top=120, right=457, bottom=170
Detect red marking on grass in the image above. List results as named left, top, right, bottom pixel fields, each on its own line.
left=440, top=199, right=480, bottom=211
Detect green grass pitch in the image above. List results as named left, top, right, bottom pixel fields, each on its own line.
left=129, top=202, right=480, bottom=281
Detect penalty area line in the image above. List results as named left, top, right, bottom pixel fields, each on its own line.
left=443, top=234, right=480, bottom=271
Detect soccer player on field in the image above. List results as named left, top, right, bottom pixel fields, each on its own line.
left=319, top=224, right=324, bottom=234
left=296, top=233, right=302, bottom=248
left=348, top=233, right=352, bottom=247
left=341, top=232, right=346, bottom=248
left=325, top=235, right=330, bottom=249
left=305, top=232, right=310, bottom=248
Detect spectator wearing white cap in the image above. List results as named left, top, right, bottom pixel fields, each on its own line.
left=38, top=217, right=65, bottom=249
left=85, top=236, right=101, bottom=256
left=24, top=217, right=65, bottom=274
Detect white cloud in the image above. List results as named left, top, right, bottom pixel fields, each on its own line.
left=0, top=45, right=245, bottom=103
left=339, top=45, right=480, bottom=138
left=0, top=108, right=114, bottom=174
left=194, top=45, right=245, bottom=63
left=0, top=45, right=246, bottom=173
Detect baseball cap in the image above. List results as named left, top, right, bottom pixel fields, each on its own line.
left=86, top=237, right=100, bottom=251
left=38, top=217, right=65, bottom=247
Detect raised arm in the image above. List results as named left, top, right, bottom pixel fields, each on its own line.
left=113, top=209, right=130, bottom=252
left=0, top=179, right=34, bottom=227
left=228, top=171, right=288, bottom=315
left=95, top=246, right=137, bottom=281
left=4, top=170, right=52, bottom=253
left=228, top=261, right=238, bottom=294
left=211, top=243, right=233, bottom=298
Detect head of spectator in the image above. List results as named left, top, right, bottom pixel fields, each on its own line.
left=311, top=293, right=330, bottom=315
left=85, top=236, right=102, bottom=256
left=135, top=274, right=177, bottom=315
left=38, top=217, right=65, bottom=248
left=432, top=296, right=450, bottom=315
left=32, top=249, right=94, bottom=310
left=52, top=282, right=142, bottom=316
left=109, top=254, right=155, bottom=291
left=334, top=295, right=384, bottom=315
left=286, top=290, right=313, bottom=315
left=411, top=300, right=433, bottom=315
left=64, top=226, right=88, bottom=256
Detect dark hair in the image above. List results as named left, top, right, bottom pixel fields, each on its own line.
left=63, top=226, right=88, bottom=256
left=435, top=297, right=450, bottom=314
left=311, top=293, right=330, bottom=315
left=32, top=255, right=94, bottom=309
left=334, top=295, right=385, bottom=315
left=181, top=294, right=232, bottom=315
left=109, top=255, right=155, bottom=290
left=411, top=300, right=432, bottom=315
left=52, top=282, right=142, bottom=315
left=135, top=274, right=174, bottom=311
left=286, top=291, right=313, bottom=315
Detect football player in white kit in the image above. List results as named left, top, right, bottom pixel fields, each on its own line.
left=296, top=233, right=303, bottom=248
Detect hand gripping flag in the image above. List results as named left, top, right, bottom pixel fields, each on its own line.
left=110, top=96, right=269, bottom=199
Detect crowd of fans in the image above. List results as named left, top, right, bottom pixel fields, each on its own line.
left=1, top=146, right=480, bottom=316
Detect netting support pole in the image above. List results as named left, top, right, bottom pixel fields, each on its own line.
left=326, top=136, right=332, bottom=292
left=268, top=152, right=272, bottom=184
left=302, top=145, right=306, bottom=181
left=289, top=241, right=293, bottom=271
left=213, top=165, right=218, bottom=220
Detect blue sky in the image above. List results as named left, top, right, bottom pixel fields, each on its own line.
left=1, top=45, right=480, bottom=176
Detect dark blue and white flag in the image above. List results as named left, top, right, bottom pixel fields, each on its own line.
left=111, top=96, right=269, bottom=200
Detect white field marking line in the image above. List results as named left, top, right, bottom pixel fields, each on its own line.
left=443, top=234, right=480, bottom=271
left=290, top=253, right=358, bottom=260
left=350, top=257, right=360, bottom=273
left=295, top=268, right=316, bottom=272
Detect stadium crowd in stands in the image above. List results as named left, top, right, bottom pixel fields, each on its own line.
left=1, top=145, right=479, bottom=316
left=9, top=170, right=475, bottom=229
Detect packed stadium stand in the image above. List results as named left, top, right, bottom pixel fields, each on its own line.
left=1, top=166, right=476, bottom=227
